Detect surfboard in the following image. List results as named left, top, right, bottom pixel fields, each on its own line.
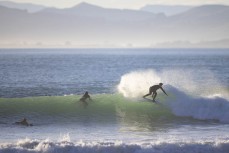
left=143, top=97, right=158, bottom=103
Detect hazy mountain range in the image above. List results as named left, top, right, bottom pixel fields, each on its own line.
left=0, top=1, right=229, bottom=48
left=0, top=1, right=45, bottom=12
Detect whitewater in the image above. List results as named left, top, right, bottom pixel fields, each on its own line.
left=0, top=49, right=229, bottom=153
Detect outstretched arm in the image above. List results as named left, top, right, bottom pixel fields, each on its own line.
left=160, top=87, right=168, bottom=96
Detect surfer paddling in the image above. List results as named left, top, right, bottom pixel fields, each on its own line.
left=15, top=118, right=33, bottom=126
left=143, top=83, right=168, bottom=102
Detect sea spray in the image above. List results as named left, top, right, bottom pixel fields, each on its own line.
left=117, top=69, right=229, bottom=122
left=161, top=69, right=228, bottom=98
left=117, top=69, right=228, bottom=99
left=117, top=69, right=161, bottom=98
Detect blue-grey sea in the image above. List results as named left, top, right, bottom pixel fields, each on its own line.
left=0, top=48, right=229, bottom=153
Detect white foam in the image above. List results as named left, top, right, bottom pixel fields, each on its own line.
left=165, top=85, right=229, bottom=123
left=1, top=138, right=229, bottom=153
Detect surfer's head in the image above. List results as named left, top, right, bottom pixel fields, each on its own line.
left=159, top=83, right=163, bottom=86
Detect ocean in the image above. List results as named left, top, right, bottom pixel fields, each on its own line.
left=0, top=48, right=229, bottom=153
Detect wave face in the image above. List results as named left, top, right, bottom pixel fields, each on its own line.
left=0, top=94, right=174, bottom=127
left=0, top=94, right=118, bottom=125
left=1, top=89, right=229, bottom=125
left=1, top=138, right=229, bottom=153
left=117, top=69, right=229, bottom=123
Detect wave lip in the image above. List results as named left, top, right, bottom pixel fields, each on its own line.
left=1, top=138, right=229, bottom=153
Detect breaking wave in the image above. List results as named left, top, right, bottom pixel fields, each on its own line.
left=117, top=69, right=229, bottom=122
left=1, top=137, right=229, bottom=153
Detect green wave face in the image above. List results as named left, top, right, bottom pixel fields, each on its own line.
left=0, top=94, right=174, bottom=129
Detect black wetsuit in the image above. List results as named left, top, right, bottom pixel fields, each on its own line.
left=143, top=85, right=167, bottom=101
left=80, top=92, right=91, bottom=102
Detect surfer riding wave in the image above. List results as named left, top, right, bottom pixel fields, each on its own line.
left=143, top=83, right=168, bottom=102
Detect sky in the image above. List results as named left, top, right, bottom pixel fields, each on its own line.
left=1, top=0, right=229, bottom=9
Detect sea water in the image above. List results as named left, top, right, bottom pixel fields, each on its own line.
left=0, top=48, right=229, bottom=153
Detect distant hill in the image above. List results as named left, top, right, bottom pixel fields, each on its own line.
left=140, top=5, right=193, bottom=16
left=167, top=5, right=229, bottom=41
left=0, top=1, right=45, bottom=12
left=0, top=2, right=228, bottom=48
left=172, top=5, right=229, bottom=19
left=41, top=2, right=164, bottom=22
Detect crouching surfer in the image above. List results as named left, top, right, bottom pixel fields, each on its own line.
left=143, top=83, right=168, bottom=102
left=15, top=118, right=33, bottom=126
